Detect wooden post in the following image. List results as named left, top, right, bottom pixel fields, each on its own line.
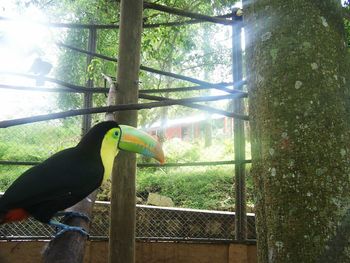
left=108, top=0, right=143, bottom=263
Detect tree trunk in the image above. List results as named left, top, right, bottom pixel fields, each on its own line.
left=108, top=0, right=143, bottom=263
left=245, top=1, right=350, bottom=262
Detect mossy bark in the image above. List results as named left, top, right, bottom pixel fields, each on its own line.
left=245, top=1, right=350, bottom=262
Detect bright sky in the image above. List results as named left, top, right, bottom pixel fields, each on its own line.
left=0, top=1, right=60, bottom=121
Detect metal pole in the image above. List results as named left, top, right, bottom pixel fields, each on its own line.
left=232, top=9, right=246, bottom=241
left=82, top=28, right=96, bottom=135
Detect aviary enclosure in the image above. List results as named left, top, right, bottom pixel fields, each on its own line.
left=0, top=1, right=254, bottom=262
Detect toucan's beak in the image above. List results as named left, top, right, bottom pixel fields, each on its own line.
left=118, top=125, right=165, bottom=164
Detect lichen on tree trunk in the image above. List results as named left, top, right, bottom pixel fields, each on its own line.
left=245, top=1, right=350, bottom=262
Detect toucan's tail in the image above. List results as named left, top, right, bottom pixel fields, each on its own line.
left=0, top=208, right=7, bottom=224
left=0, top=208, right=29, bottom=224
left=0, top=193, right=30, bottom=224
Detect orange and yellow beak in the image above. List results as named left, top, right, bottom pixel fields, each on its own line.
left=118, top=125, right=165, bottom=164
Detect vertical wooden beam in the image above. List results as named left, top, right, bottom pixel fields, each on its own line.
left=232, top=10, right=247, bottom=241
left=108, top=0, right=143, bottom=263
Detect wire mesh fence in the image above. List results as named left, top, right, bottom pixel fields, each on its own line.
left=0, top=113, right=255, bottom=243
left=0, top=200, right=256, bottom=241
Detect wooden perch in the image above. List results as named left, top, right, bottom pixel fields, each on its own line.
left=42, top=194, right=95, bottom=263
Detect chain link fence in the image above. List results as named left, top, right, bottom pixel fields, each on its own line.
left=0, top=115, right=256, bottom=242
left=0, top=200, right=256, bottom=241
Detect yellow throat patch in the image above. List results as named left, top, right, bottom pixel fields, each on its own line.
left=100, top=128, right=120, bottom=181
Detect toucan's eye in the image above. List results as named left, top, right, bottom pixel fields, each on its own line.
left=114, top=131, right=119, bottom=137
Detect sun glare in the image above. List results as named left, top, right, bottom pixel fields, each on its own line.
left=0, top=3, right=58, bottom=121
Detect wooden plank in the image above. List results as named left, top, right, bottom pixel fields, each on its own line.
left=0, top=241, right=257, bottom=263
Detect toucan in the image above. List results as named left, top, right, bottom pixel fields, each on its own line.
left=0, top=121, right=164, bottom=236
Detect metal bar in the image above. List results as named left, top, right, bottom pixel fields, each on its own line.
left=140, top=94, right=236, bottom=118
left=56, top=42, right=243, bottom=95
left=137, top=160, right=252, bottom=167
left=139, top=65, right=237, bottom=94
left=0, top=71, right=87, bottom=91
left=0, top=236, right=257, bottom=243
left=0, top=84, right=89, bottom=93
left=0, top=160, right=252, bottom=167
left=0, top=94, right=248, bottom=128
left=232, top=11, right=247, bottom=242
left=143, top=13, right=234, bottom=28
left=139, top=82, right=238, bottom=94
left=0, top=16, right=118, bottom=29
left=0, top=80, right=245, bottom=96
left=0, top=84, right=244, bottom=118
left=0, top=81, right=248, bottom=98
left=0, top=12, right=236, bottom=29
left=143, top=2, right=233, bottom=25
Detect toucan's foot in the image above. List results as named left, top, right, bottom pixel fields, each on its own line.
left=48, top=220, right=89, bottom=238
left=55, top=226, right=89, bottom=238
left=55, top=211, right=90, bottom=223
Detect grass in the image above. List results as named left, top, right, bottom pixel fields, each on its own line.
left=137, top=166, right=235, bottom=210
left=0, top=125, right=254, bottom=211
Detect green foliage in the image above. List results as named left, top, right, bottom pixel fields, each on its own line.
left=345, top=2, right=350, bottom=48
left=0, top=121, right=81, bottom=162
left=98, top=137, right=254, bottom=211
left=3, top=0, right=243, bottom=212
left=132, top=137, right=254, bottom=211
left=0, top=118, right=82, bottom=193
left=137, top=166, right=235, bottom=210
left=163, top=138, right=201, bottom=162
left=22, top=0, right=238, bottom=125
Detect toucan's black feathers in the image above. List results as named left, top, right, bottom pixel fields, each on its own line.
left=0, top=121, right=118, bottom=224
